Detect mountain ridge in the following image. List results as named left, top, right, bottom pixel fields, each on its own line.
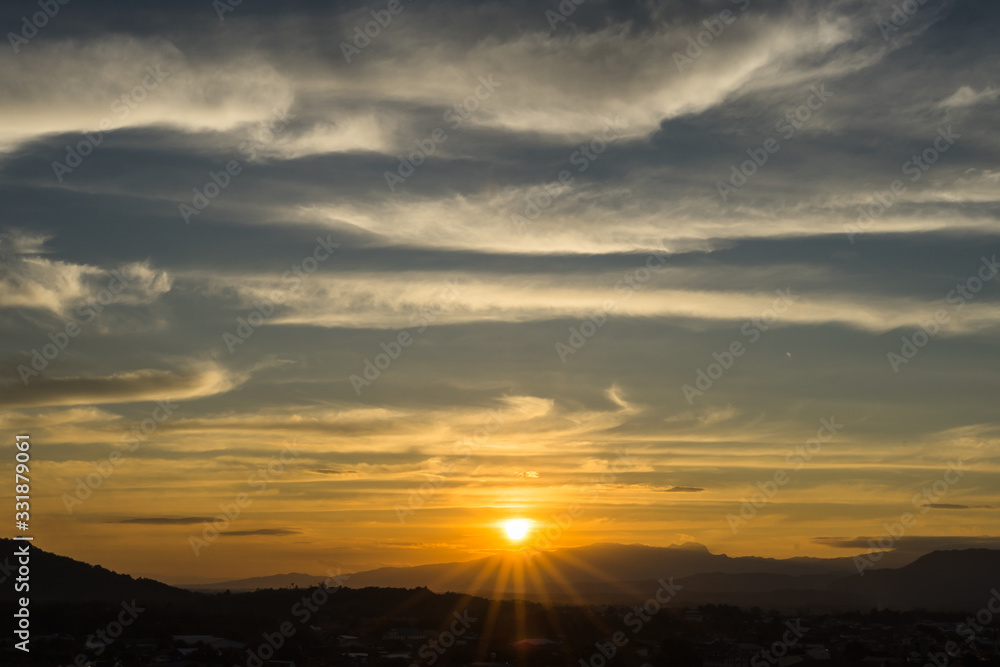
left=6, top=539, right=997, bottom=611
left=173, top=541, right=931, bottom=592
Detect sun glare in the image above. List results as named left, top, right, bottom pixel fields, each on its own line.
left=503, top=518, right=532, bottom=542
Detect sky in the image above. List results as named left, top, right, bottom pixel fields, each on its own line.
left=1, top=0, right=999, bottom=584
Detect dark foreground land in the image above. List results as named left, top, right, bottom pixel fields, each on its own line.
left=2, top=540, right=998, bottom=666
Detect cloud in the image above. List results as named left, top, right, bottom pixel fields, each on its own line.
left=0, top=230, right=172, bottom=317
left=0, top=36, right=295, bottom=152
left=118, top=517, right=215, bottom=525
left=212, top=269, right=1000, bottom=334
left=0, top=364, right=242, bottom=408
left=936, top=85, right=1000, bottom=109
left=811, top=536, right=1000, bottom=551
left=657, top=486, right=705, bottom=493
left=332, top=0, right=877, bottom=142
left=0, top=0, right=874, bottom=154
left=220, top=529, right=301, bottom=537
left=923, top=503, right=995, bottom=509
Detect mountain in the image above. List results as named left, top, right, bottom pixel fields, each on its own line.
left=179, top=572, right=331, bottom=592
left=834, top=548, right=1000, bottom=611
left=6, top=539, right=998, bottom=612
left=342, top=542, right=866, bottom=599
left=0, top=538, right=193, bottom=604
left=338, top=542, right=998, bottom=609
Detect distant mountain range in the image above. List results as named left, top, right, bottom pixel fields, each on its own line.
left=181, top=541, right=869, bottom=593
left=180, top=571, right=333, bottom=592
left=339, top=542, right=866, bottom=596
left=330, top=542, right=1000, bottom=610
left=3, top=539, right=998, bottom=612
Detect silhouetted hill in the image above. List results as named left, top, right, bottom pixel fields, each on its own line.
left=0, top=538, right=193, bottom=604
left=833, top=548, right=1000, bottom=611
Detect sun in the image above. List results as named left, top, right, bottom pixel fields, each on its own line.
left=503, top=518, right=533, bottom=542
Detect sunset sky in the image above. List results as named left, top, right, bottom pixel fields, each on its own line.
left=1, top=0, right=999, bottom=584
